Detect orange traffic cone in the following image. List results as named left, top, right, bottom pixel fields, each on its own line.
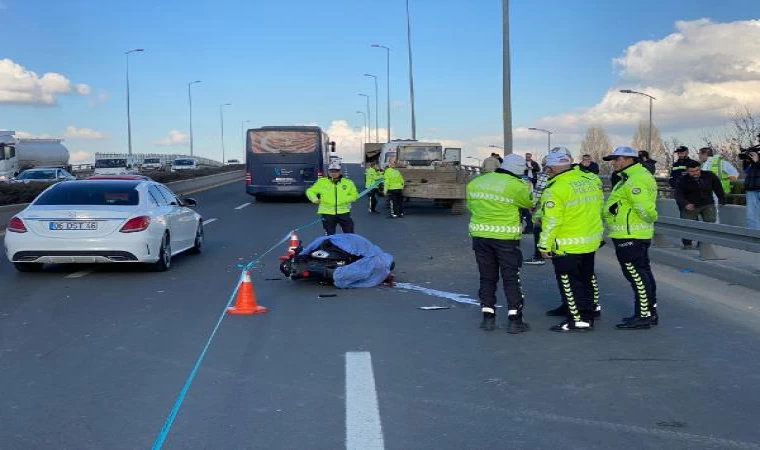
left=227, top=270, right=268, bottom=315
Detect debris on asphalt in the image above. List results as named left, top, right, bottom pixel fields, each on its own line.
left=680, top=268, right=694, bottom=273
left=265, top=278, right=282, bottom=281
left=317, top=294, right=338, bottom=298
left=418, top=306, right=451, bottom=311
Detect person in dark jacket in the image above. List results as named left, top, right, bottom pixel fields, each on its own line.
left=524, top=153, right=541, bottom=185
left=743, top=147, right=760, bottom=229
left=638, top=150, right=658, bottom=175
left=669, top=146, right=697, bottom=188
left=579, top=154, right=600, bottom=174
left=675, top=160, right=725, bottom=248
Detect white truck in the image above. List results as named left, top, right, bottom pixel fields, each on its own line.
left=93, top=154, right=140, bottom=175
left=0, top=131, right=71, bottom=182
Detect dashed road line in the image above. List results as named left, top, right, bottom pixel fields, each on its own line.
left=345, top=351, right=385, bottom=450
left=234, top=202, right=251, bottom=210
left=204, top=218, right=218, bottom=225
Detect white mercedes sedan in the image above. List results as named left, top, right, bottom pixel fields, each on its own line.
left=4, top=179, right=204, bottom=272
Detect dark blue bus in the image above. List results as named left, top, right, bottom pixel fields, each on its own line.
left=245, top=126, right=335, bottom=198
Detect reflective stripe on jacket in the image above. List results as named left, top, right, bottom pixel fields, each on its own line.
left=538, top=166, right=604, bottom=255
left=466, top=170, right=532, bottom=240
left=306, top=176, right=359, bottom=215
left=603, top=163, right=658, bottom=239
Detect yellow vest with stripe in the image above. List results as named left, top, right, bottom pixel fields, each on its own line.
left=709, top=156, right=732, bottom=193
left=466, top=171, right=532, bottom=240
left=538, top=166, right=604, bottom=255
left=604, top=163, right=658, bottom=239
left=306, top=176, right=359, bottom=215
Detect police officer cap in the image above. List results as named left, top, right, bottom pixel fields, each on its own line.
left=328, top=162, right=341, bottom=171
left=500, top=154, right=526, bottom=174
left=603, top=146, right=639, bottom=161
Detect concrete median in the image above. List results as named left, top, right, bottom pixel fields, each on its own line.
left=0, top=170, right=244, bottom=233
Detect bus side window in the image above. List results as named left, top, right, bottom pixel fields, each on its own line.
left=0, top=144, right=5, bottom=161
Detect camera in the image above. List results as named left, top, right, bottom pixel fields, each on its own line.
left=738, top=133, right=760, bottom=160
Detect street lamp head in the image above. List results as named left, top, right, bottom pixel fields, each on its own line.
left=528, top=127, right=538, bottom=131
left=358, top=93, right=368, bottom=97
left=364, top=73, right=376, bottom=78
left=620, top=89, right=634, bottom=94
left=191, top=80, right=201, bottom=84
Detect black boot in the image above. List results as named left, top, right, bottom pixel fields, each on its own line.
left=593, top=305, right=602, bottom=319
left=616, top=316, right=652, bottom=330
left=507, top=314, right=530, bottom=334
left=620, top=314, right=659, bottom=326
left=545, top=304, right=566, bottom=316
left=480, top=313, right=496, bottom=331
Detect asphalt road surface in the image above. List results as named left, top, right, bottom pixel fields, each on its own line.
left=2, top=167, right=760, bottom=449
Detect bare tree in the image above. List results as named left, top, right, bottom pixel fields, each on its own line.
left=579, top=126, right=612, bottom=174
left=699, top=106, right=758, bottom=168
left=631, top=121, right=667, bottom=171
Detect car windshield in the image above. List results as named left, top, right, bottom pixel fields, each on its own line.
left=174, top=159, right=195, bottom=166
left=95, top=159, right=127, bottom=168
left=144, top=158, right=160, bottom=164
left=397, top=146, right=443, bottom=166
left=17, top=170, right=56, bottom=180
left=35, top=182, right=140, bottom=206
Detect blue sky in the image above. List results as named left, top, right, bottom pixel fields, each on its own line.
left=1, top=0, right=758, bottom=163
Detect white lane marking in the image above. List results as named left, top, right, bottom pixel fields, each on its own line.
left=204, top=218, right=218, bottom=225
left=394, top=282, right=483, bottom=306
left=65, top=269, right=94, bottom=279
left=345, top=351, right=385, bottom=450
left=234, top=202, right=251, bottom=210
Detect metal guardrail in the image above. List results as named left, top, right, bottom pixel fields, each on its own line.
left=653, top=216, right=760, bottom=259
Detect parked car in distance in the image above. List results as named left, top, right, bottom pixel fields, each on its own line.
left=171, top=158, right=198, bottom=172
left=226, top=159, right=241, bottom=165
left=12, top=167, right=76, bottom=184
left=4, top=179, right=204, bottom=272
left=87, top=174, right=153, bottom=181
left=141, top=157, right=163, bottom=171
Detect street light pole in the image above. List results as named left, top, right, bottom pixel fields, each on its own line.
left=620, top=89, right=657, bottom=153
left=358, top=93, right=371, bottom=142
left=219, top=103, right=231, bottom=164
left=405, top=0, right=417, bottom=140
left=356, top=111, right=368, bottom=143
left=364, top=74, right=379, bottom=143
left=124, top=48, right=144, bottom=156
left=188, top=80, right=201, bottom=157
left=528, top=127, right=553, bottom=152
left=371, top=44, right=391, bottom=142
left=502, top=0, right=512, bottom=154
left=241, top=119, right=251, bottom=149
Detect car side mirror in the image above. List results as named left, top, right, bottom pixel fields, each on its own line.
left=182, top=198, right=198, bottom=207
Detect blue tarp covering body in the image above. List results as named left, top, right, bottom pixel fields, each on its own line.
left=300, top=234, right=394, bottom=289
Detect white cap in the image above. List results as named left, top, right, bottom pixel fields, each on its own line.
left=544, top=152, right=574, bottom=167
left=603, top=146, right=639, bottom=161
left=500, top=154, right=525, bottom=175
left=328, top=162, right=341, bottom=171
left=542, top=147, right=574, bottom=167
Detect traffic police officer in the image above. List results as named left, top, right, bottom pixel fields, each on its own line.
left=306, top=162, right=359, bottom=235
left=602, top=146, right=659, bottom=329
left=466, top=154, right=533, bottom=334
left=538, top=152, right=604, bottom=332
left=365, top=162, right=383, bottom=214
left=383, top=162, right=405, bottom=218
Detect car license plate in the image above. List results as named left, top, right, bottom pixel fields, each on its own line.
left=49, top=221, right=98, bottom=231
left=273, top=177, right=295, bottom=184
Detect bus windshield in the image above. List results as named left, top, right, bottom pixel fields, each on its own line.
left=249, top=130, right=318, bottom=154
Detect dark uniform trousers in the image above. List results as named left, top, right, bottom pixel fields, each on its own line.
left=612, top=239, right=657, bottom=318
left=551, top=252, right=596, bottom=322
left=387, top=189, right=404, bottom=216
left=367, top=189, right=379, bottom=212
left=472, top=237, right=524, bottom=311
left=321, top=214, right=355, bottom=235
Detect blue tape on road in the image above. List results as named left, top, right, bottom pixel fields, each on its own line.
left=152, top=283, right=240, bottom=450
left=152, top=177, right=384, bottom=448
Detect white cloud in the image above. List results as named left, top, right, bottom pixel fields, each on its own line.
left=15, top=130, right=54, bottom=139
left=154, top=130, right=189, bottom=146
left=64, top=126, right=105, bottom=140
left=0, top=58, right=92, bottom=105
left=69, top=150, right=94, bottom=165
left=536, top=19, right=760, bottom=134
